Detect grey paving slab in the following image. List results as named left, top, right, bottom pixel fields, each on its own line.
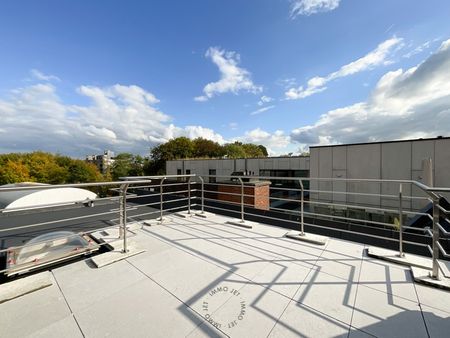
left=127, top=229, right=174, bottom=254
left=0, top=271, right=52, bottom=304
left=351, top=284, right=428, bottom=338
left=52, top=258, right=146, bottom=312
left=0, top=283, right=71, bottom=338
left=268, top=301, right=350, bottom=338
left=367, top=246, right=432, bottom=269
left=74, top=278, right=204, bottom=338
left=294, top=267, right=358, bottom=325
left=250, top=259, right=312, bottom=298
left=326, top=238, right=365, bottom=258
left=27, top=315, right=83, bottom=338
left=276, top=239, right=326, bottom=270
left=132, top=254, right=250, bottom=315
left=421, top=305, right=450, bottom=338
left=414, top=282, right=450, bottom=315
left=314, top=245, right=362, bottom=282
left=359, top=259, right=419, bottom=302
left=3, top=214, right=450, bottom=338
left=189, top=279, right=291, bottom=338
left=411, top=266, right=450, bottom=291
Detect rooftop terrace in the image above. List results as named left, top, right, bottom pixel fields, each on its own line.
left=1, top=213, right=449, bottom=338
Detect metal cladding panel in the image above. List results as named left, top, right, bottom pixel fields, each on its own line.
left=220, top=159, right=233, bottom=170
left=318, top=148, right=333, bottom=202
left=289, top=157, right=300, bottom=169
left=166, top=161, right=182, bottom=175
left=346, top=144, right=381, bottom=206
left=332, top=170, right=347, bottom=203
left=411, top=140, right=435, bottom=170
left=236, top=159, right=246, bottom=171
left=278, top=159, right=289, bottom=169
left=263, top=159, right=273, bottom=169
left=309, top=149, right=320, bottom=201
left=411, top=170, right=430, bottom=210
left=380, top=142, right=412, bottom=210
left=303, top=157, right=310, bottom=170
left=332, top=146, right=347, bottom=170
left=435, top=139, right=450, bottom=189
left=247, top=159, right=259, bottom=175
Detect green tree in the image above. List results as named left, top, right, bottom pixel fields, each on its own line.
left=0, top=152, right=104, bottom=185
left=258, top=145, right=268, bottom=157
left=192, top=138, right=223, bottom=158
left=0, top=160, right=32, bottom=184
left=223, top=143, right=246, bottom=158
left=242, top=144, right=265, bottom=157
left=68, top=160, right=102, bottom=183
left=111, top=153, right=145, bottom=180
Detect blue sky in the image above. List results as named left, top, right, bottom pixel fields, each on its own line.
left=1, top=0, right=450, bottom=156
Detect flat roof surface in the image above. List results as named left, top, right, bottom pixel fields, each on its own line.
left=1, top=214, right=449, bottom=337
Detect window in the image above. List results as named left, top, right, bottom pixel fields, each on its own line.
left=209, top=169, right=216, bottom=183
left=186, top=169, right=191, bottom=175
left=177, top=169, right=182, bottom=175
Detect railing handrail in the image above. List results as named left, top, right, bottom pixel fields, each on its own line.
left=1, top=173, right=449, bottom=280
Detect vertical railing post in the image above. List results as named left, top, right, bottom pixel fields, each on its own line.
left=159, top=177, right=166, bottom=222
left=299, top=179, right=305, bottom=236
left=398, top=183, right=404, bottom=257
left=431, top=197, right=440, bottom=279
left=120, top=183, right=129, bottom=253
left=238, top=177, right=245, bottom=223
left=187, top=176, right=191, bottom=215
left=199, top=176, right=205, bottom=214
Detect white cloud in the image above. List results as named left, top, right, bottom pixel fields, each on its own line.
left=229, top=122, right=238, bottom=131
left=291, top=39, right=450, bottom=146
left=257, top=95, right=274, bottom=106
left=291, top=0, right=340, bottom=17
left=403, top=38, right=441, bottom=58
left=234, top=128, right=290, bottom=155
left=0, top=82, right=226, bottom=156
left=250, top=105, right=276, bottom=116
left=30, top=69, right=60, bottom=82
left=285, top=37, right=403, bottom=100
left=276, top=77, right=297, bottom=89
left=195, top=47, right=262, bottom=101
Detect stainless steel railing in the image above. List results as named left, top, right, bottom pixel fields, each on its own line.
left=194, top=174, right=449, bottom=280
left=0, top=175, right=196, bottom=276
left=0, top=173, right=448, bottom=280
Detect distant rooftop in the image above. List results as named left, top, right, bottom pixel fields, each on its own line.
left=1, top=214, right=448, bottom=337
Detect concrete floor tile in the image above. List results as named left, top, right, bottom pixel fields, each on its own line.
left=414, top=283, right=450, bottom=315
left=28, top=315, right=83, bottom=338
left=0, top=284, right=71, bottom=338
left=268, top=301, right=350, bottom=338
left=52, top=259, right=146, bottom=312
left=294, top=268, right=358, bottom=324
left=75, top=278, right=204, bottom=338
left=358, top=259, right=418, bottom=302
left=325, top=239, right=365, bottom=258
left=314, top=249, right=362, bottom=282
left=250, top=259, right=312, bottom=298
left=189, top=281, right=291, bottom=338
left=421, top=305, right=450, bottom=338
left=351, top=284, right=428, bottom=338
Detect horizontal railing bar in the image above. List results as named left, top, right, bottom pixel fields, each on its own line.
left=202, top=203, right=430, bottom=248
left=0, top=179, right=156, bottom=192
left=437, top=242, right=450, bottom=258
left=0, top=209, right=120, bottom=233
